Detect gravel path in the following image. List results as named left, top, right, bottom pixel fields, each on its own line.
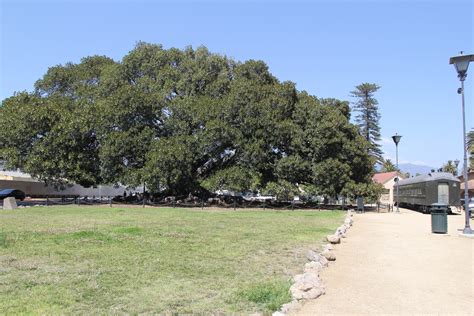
left=295, top=208, right=474, bottom=315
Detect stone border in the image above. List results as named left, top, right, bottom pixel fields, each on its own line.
left=273, top=209, right=354, bottom=315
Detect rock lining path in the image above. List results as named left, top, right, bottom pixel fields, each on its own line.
left=294, top=208, right=474, bottom=315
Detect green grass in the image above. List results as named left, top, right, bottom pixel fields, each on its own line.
left=236, top=280, right=292, bottom=311
left=0, top=206, right=344, bottom=314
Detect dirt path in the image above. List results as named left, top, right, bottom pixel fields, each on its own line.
left=295, top=208, right=474, bottom=315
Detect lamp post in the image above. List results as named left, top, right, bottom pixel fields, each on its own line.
left=449, top=51, right=474, bottom=235
left=392, top=133, right=402, bottom=213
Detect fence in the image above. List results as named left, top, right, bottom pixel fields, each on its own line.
left=2, top=196, right=354, bottom=211
left=376, top=202, right=394, bottom=212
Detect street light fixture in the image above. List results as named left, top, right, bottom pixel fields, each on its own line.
left=449, top=51, right=474, bottom=235
left=392, top=133, right=402, bottom=213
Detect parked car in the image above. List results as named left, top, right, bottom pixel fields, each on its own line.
left=461, top=198, right=474, bottom=214
left=461, top=198, right=474, bottom=207
left=0, top=189, right=26, bottom=201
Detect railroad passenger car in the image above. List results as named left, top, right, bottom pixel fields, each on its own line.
left=395, top=172, right=460, bottom=213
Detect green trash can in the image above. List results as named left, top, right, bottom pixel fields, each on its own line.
left=431, top=203, right=448, bottom=234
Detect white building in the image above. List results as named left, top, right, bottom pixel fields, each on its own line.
left=0, top=161, right=129, bottom=197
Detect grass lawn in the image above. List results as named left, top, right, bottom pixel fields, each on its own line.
left=0, top=206, right=344, bottom=314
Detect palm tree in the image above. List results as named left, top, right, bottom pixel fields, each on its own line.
left=381, top=159, right=398, bottom=172
left=468, top=128, right=474, bottom=170
left=442, top=160, right=457, bottom=175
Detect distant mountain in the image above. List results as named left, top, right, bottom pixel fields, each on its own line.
left=398, top=163, right=436, bottom=176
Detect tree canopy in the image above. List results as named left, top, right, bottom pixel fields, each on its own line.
left=0, top=42, right=374, bottom=198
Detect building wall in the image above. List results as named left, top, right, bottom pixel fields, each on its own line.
left=459, top=171, right=474, bottom=198
left=0, top=166, right=131, bottom=197
left=376, top=175, right=404, bottom=205
left=380, top=188, right=390, bottom=204
left=387, top=177, right=396, bottom=205
left=378, top=178, right=396, bottom=205
left=0, top=179, right=128, bottom=197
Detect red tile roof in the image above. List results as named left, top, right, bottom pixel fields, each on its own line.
left=372, top=171, right=399, bottom=184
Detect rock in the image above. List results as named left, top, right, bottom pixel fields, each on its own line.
left=304, top=261, right=323, bottom=274
left=336, top=226, right=347, bottom=236
left=337, top=226, right=347, bottom=234
left=322, top=250, right=336, bottom=261
left=292, top=285, right=325, bottom=300
left=301, top=287, right=324, bottom=299
left=307, top=250, right=328, bottom=267
left=291, top=272, right=322, bottom=295
left=292, top=281, right=313, bottom=292
left=291, top=290, right=303, bottom=300
left=280, top=300, right=300, bottom=313
left=292, top=272, right=320, bottom=288
left=306, top=249, right=319, bottom=261
left=344, top=217, right=354, bottom=226
left=307, top=249, right=315, bottom=260
left=323, top=243, right=334, bottom=251
left=326, top=234, right=341, bottom=244
left=272, top=312, right=285, bottom=316
left=2, top=197, right=17, bottom=210
left=319, top=255, right=328, bottom=267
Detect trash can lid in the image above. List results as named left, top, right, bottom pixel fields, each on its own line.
left=431, top=203, right=448, bottom=212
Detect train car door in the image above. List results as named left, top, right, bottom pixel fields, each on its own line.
left=437, top=182, right=449, bottom=204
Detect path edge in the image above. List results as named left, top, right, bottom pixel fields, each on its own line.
left=273, top=209, right=355, bottom=316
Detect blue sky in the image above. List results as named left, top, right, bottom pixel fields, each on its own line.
left=1, top=0, right=473, bottom=169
